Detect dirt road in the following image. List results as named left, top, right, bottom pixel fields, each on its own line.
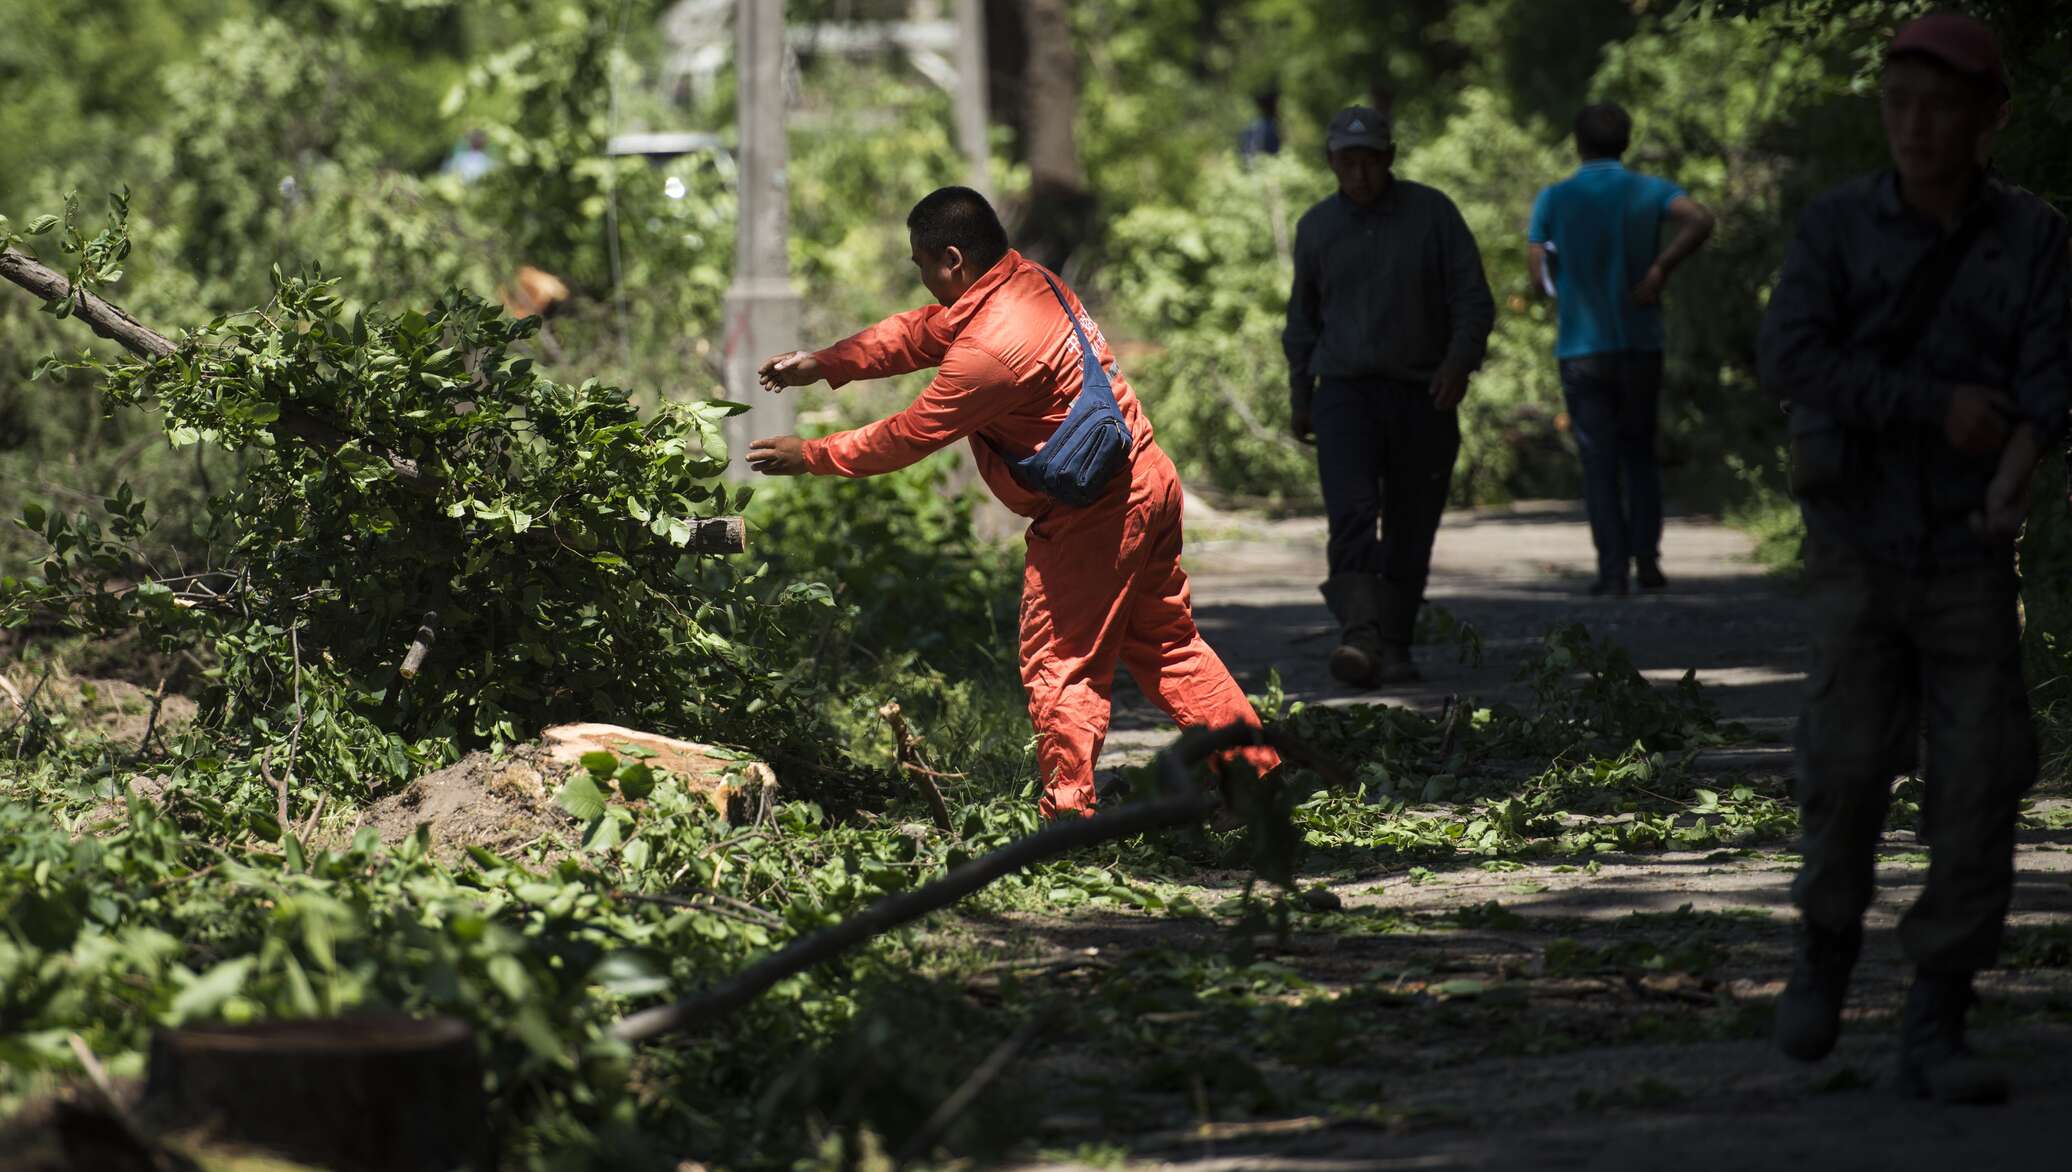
left=1105, top=498, right=1805, bottom=763
left=1044, top=501, right=2072, bottom=1170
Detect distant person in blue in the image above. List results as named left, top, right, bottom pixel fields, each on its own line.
left=442, top=129, right=496, bottom=184
left=1527, top=104, right=1714, bottom=596
left=1238, top=90, right=1282, bottom=164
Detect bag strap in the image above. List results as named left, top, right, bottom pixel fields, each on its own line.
left=1036, top=270, right=1120, bottom=404
left=1879, top=206, right=1992, bottom=367
left=973, top=269, right=1121, bottom=469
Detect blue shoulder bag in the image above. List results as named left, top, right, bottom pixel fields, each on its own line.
left=989, top=272, right=1133, bottom=507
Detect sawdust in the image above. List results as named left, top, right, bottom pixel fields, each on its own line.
left=352, top=728, right=776, bottom=862
left=355, top=744, right=577, bottom=861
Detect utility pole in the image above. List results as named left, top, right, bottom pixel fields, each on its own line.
left=951, top=0, right=990, bottom=200
left=723, top=0, right=801, bottom=476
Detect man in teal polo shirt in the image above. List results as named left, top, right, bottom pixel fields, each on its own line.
left=1528, top=103, right=1714, bottom=595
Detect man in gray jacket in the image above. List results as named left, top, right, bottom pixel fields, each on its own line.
left=1758, top=13, right=2068, bottom=1103
left=1284, top=106, right=1496, bottom=687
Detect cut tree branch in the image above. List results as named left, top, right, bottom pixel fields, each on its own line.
left=0, top=245, right=433, bottom=492
left=879, top=699, right=956, bottom=831
left=611, top=723, right=1320, bottom=1043
left=0, top=246, right=748, bottom=554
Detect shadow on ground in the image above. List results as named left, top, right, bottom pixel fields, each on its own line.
left=1105, top=502, right=1808, bottom=766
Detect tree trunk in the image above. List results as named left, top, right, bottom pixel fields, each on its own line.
left=143, top=1015, right=491, bottom=1172
left=1011, top=0, right=1095, bottom=272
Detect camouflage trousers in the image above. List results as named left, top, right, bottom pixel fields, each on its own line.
left=1792, top=538, right=2037, bottom=973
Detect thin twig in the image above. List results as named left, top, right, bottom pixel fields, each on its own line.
left=611, top=890, right=785, bottom=930
left=134, top=675, right=168, bottom=760
left=66, top=1034, right=120, bottom=1105
left=153, top=862, right=222, bottom=890
left=279, top=624, right=307, bottom=831
left=6, top=665, right=54, bottom=753
left=299, top=791, right=329, bottom=845
left=260, top=749, right=288, bottom=835
left=1436, top=693, right=1464, bottom=759
left=973, top=954, right=1115, bottom=978
left=901, top=760, right=969, bottom=782
left=899, top=1009, right=1051, bottom=1159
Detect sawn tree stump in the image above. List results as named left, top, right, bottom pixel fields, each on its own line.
left=143, top=1015, right=490, bottom=1172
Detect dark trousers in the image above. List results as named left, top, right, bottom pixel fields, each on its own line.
left=1312, top=376, right=1460, bottom=592
left=1793, top=538, right=2036, bottom=972
left=1559, top=351, right=1663, bottom=585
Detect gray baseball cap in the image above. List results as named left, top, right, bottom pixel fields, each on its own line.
left=1326, top=106, right=1392, bottom=152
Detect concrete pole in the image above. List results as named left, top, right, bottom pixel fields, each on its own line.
left=951, top=0, right=991, bottom=201
left=723, top=0, right=802, bottom=476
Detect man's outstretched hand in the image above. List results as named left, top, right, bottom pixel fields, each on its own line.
left=758, top=351, right=824, bottom=393
left=746, top=435, right=808, bottom=476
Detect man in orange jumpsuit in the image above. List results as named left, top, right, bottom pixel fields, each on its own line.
left=746, top=186, right=1279, bottom=818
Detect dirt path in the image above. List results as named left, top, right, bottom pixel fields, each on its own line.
left=1040, top=501, right=2072, bottom=1170
left=1104, top=498, right=1804, bottom=764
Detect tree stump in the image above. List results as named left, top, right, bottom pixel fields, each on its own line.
left=143, top=1015, right=489, bottom=1172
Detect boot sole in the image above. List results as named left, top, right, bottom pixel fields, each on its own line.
left=1894, top=1064, right=2011, bottom=1104
left=1773, top=992, right=1844, bottom=1063
left=1329, top=646, right=1378, bottom=688
left=1775, top=1029, right=1840, bottom=1063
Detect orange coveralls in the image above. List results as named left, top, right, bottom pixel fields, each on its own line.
left=800, top=250, right=1280, bottom=817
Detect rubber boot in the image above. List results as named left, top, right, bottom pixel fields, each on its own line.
left=1320, top=574, right=1384, bottom=689
left=1774, top=922, right=1860, bottom=1062
left=1895, top=970, right=2009, bottom=1104
left=1373, top=579, right=1423, bottom=685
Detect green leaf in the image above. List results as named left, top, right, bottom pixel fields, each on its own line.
left=581, top=813, right=622, bottom=852
left=615, top=763, right=655, bottom=801
left=169, top=957, right=256, bottom=1023
left=465, top=845, right=510, bottom=871
left=621, top=837, right=652, bottom=872
left=557, top=773, right=609, bottom=821
left=512, top=1005, right=564, bottom=1061
left=579, top=750, right=618, bottom=776
left=487, top=954, right=532, bottom=1001
left=26, top=215, right=59, bottom=235
left=21, top=502, right=44, bottom=531
left=591, top=951, right=670, bottom=998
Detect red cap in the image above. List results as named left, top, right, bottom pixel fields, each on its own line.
left=1887, top=12, right=2008, bottom=94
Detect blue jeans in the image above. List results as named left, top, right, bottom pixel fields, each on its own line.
left=1311, top=376, right=1460, bottom=590
left=1560, top=351, right=1663, bottom=584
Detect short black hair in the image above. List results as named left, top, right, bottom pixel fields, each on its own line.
left=1574, top=103, right=1632, bottom=159
left=906, top=187, right=1009, bottom=271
